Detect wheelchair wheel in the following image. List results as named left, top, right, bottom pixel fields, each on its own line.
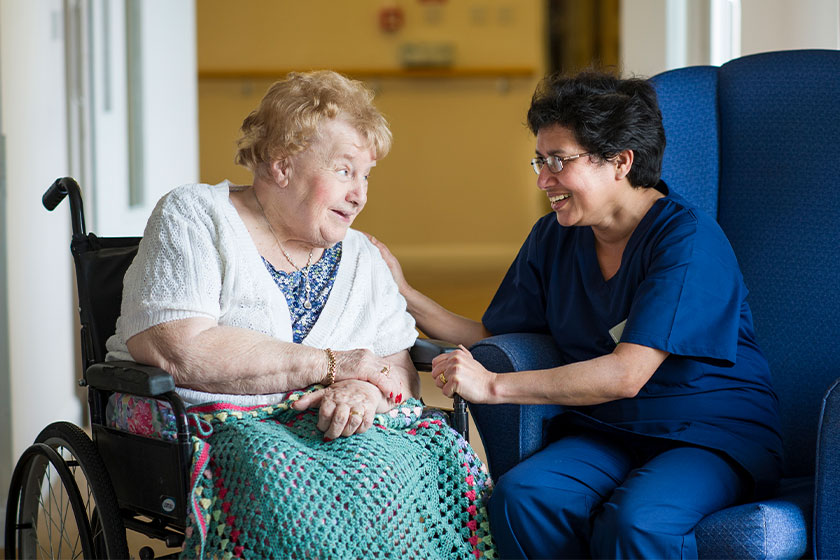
left=5, top=422, right=128, bottom=559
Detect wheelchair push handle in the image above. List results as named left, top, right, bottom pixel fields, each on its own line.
left=408, top=338, right=470, bottom=440
left=43, top=176, right=86, bottom=238
left=453, top=393, right=469, bottom=439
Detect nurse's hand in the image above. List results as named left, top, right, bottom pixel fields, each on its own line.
left=364, top=233, right=410, bottom=294
left=430, top=345, right=497, bottom=403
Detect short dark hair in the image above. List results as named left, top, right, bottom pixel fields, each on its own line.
left=526, top=71, right=666, bottom=188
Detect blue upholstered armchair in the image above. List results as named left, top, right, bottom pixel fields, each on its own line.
left=468, top=50, right=840, bottom=559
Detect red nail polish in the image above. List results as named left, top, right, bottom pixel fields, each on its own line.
left=389, top=392, right=394, bottom=399
left=323, top=437, right=333, bottom=442
left=395, top=393, right=403, bottom=404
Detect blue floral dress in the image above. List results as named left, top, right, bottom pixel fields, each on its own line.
left=262, top=243, right=342, bottom=343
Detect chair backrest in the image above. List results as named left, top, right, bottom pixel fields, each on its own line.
left=71, top=234, right=140, bottom=369
left=653, top=49, right=840, bottom=477
left=651, top=65, right=720, bottom=217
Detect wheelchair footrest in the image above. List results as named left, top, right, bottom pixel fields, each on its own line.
left=123, top=514, right=185, bottom=549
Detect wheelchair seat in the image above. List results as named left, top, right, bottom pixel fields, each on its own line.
left=5, top=177, right=464, bottom=560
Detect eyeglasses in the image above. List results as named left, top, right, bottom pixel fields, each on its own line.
left=530, top=153, right=591, bottom=175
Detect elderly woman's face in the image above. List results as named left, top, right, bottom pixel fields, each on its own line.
left=281, top=119, right=376, bottom=247
left=535, top=124, right=622, bottom=229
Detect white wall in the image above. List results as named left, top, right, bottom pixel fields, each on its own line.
left=0, top=0, right=198, bottom=544
left=0, top=0, right=79, bottom=539
left=91, top=0, right=199, bottom=236
left=621, top=0, right=840, bottom=76
left=620, top=0, right=670, bottom=76
left=741, top=0, right=840, bottom=55
left=1, top=0, right=80, bottom=454
left=0, top=0, right=11, bottom=540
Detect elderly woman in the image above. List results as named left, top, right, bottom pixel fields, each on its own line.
left=105, top=71, right=494, bottom=559
left=371, top=71, right=782, bottom=559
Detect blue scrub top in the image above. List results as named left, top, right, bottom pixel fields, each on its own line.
left=483, top=183, right=783, bottom=495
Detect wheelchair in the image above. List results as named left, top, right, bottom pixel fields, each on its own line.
left=4, top=177, right=467, bottom=559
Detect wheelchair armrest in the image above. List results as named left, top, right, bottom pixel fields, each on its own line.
left=409, top=338, right=457, bottom=371
left=85, top=360, right=175, bottom=397
left=468, top=333, right=566, bottom=482
left=814, top=374, right=840, bottom=559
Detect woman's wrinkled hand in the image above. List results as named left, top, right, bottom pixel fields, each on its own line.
left=333, top=348, right=402, bottom=403
left=292, top=380, right=383, bottom=440
left=430, top=345, right=497, bottom=403
left=363, top=233, right=409, bottom=294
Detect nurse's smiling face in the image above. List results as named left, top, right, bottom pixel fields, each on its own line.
left=535, top=124, right=627, bottom=229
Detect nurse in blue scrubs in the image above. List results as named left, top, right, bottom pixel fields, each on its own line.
left=368, top=71, right=782, bottom=559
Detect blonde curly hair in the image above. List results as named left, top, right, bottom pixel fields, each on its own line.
left=235, top=70, right=392, bottom=176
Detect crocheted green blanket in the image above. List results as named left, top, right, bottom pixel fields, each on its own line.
left=182, top=388, right=496, bottom=559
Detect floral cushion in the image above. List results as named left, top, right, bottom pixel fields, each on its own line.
left=106, top=393, right=177, bottom=441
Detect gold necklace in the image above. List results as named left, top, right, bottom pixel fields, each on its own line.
left=254, top=191, right=315, bottom=309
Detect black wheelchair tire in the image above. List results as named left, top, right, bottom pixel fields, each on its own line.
left=6, top=443, right=95, bottom=559
left=5, top=421, right=129, bottom=559
left=35, top=422, right=129, bottom=559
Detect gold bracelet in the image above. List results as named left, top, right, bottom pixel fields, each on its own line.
left=323, top=348, right=336, bottom=386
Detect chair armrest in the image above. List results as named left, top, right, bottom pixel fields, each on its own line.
left=468, top=333, right=565, bottom=482
left=85, top=360, right=176, bottom=397
left=814, top=375, right=840, bottom=559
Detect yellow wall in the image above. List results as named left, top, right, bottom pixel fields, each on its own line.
left=197, top=0, right=548, bottom=322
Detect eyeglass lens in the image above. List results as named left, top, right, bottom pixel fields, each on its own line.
left=531, top=156, right=563, bottom=175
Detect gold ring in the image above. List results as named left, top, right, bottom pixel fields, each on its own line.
left=440, top=372, right=447, bottom=384
left=380, top=365, right=391, bottom=376
left=350, top=410, right=362, bottom=417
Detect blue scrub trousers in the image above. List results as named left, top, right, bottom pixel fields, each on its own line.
left=488, top=430, right=746, bottom=559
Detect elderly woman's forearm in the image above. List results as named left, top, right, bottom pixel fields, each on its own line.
left=126, top=320, right=327, bottom=394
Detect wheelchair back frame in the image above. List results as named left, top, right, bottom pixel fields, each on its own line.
left=44, top=177, right=192, bottom=547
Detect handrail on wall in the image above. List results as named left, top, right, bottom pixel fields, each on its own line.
left=198, top=67, right=537, bottom=80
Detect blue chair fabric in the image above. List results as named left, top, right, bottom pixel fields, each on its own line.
left=652, top=65, right=720, bottom=218
left=815, top=378, right=840, bottom=558
left=695, top=477, right=812, bottom=559
left=469, top=334, right=564, bottom=481
left=468, top=50, right=840, bottom=560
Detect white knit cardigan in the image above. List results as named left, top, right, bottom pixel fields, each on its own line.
left=106, top=181, right=418, bottom=405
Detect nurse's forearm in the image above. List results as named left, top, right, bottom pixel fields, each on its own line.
left=401, top=285, right=491, bottom=347
left=488, top=343, right=667, bottom=406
